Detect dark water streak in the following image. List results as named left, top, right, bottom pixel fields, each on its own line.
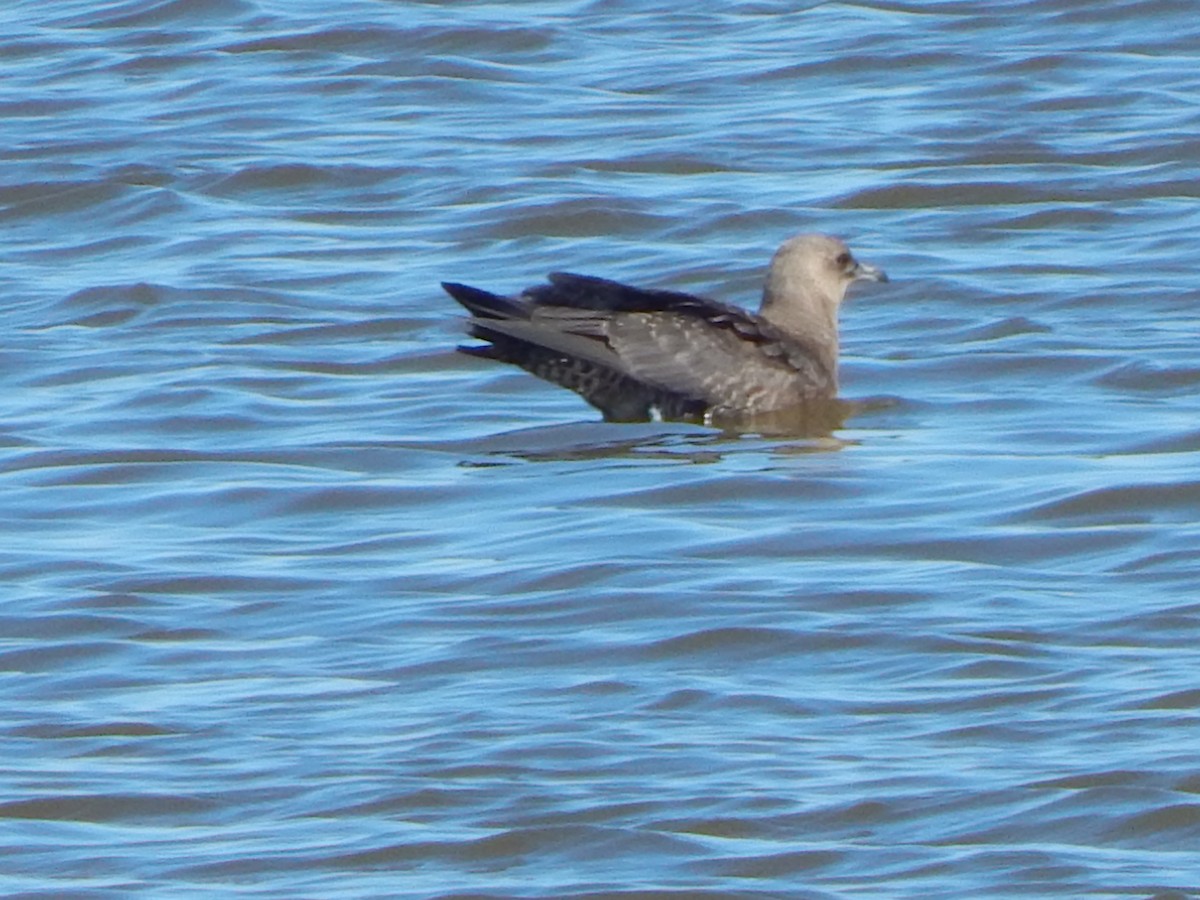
left=2, top=1, right=1200, bottom=898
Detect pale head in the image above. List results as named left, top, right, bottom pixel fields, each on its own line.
left=758, top=232, right=888, bottom=379
left=761, top=233, right=886, bottom=314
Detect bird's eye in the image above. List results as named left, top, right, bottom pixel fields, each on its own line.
left=836, top=252, right=852, bottom=268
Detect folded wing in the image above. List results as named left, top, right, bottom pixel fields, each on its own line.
left=444, top=272, right=832, bottom=421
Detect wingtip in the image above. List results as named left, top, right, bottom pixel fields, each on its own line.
left=441, top=280, right=488, bottom=306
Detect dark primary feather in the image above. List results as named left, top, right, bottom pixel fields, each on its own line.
left=443, top=278, right=705, bottom=421
left=443, top=272, right=835, bottom=422
left=526, top=272, right=715, bottom=313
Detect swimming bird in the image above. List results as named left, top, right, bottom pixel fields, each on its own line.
left=443, top=233, right=887, bottom=425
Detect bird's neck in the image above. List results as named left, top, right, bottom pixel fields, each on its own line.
left=759, top=287, right=841, bottom=384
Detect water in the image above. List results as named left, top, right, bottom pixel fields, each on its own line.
left=3, top=1, right=1200, bottom=897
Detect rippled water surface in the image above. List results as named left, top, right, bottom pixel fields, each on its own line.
left=4, top=1, right=1200, bottom=897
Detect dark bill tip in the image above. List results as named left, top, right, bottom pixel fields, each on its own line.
left=854, top=262, right=888, bottom=283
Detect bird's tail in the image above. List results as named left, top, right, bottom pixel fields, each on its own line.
left=442, top=281, right=705, bottom=423
left=441, top=282, right=528, bottom=321
left=443, top=281, right=533, bottom=360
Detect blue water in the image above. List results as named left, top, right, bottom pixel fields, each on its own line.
left=3, top=1, right=1200, bottom=897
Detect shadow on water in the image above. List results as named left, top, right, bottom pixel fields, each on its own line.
left=449, top=396, right=905, bottom=465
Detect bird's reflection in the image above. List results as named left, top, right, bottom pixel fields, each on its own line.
left=455, top=397, right=904, bottom=466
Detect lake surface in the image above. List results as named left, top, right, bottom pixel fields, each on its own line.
left=3, top=1, right=1200, bottom=897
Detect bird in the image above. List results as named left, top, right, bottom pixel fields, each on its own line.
left=443, top=233, right=888, bottom=426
